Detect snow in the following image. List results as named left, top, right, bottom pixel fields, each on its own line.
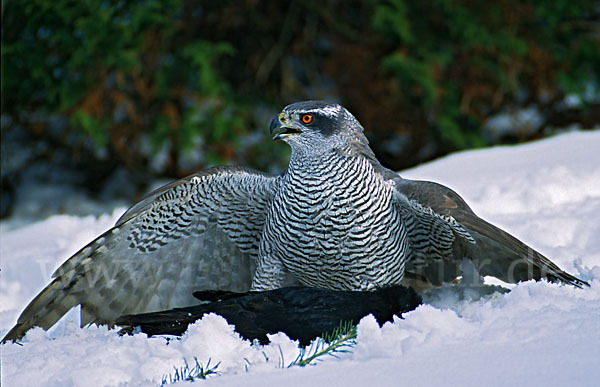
left=2, top=131, right=600, bottom=386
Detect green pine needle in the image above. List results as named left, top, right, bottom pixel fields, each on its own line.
left=160, top=357, right=220, bottom=385
left=288, top=321, right=358, bottom=367
left=159, top=320, right=359, bottom=384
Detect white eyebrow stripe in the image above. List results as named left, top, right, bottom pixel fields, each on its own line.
left=298, top=105, right=342, bottom=118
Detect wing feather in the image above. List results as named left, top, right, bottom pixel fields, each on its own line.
left=392, top=177, right=588, bottom=289
left=3, top=166, right=281, bottom=343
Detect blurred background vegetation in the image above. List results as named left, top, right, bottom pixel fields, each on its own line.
left=1, top=0, right=599, bottom=218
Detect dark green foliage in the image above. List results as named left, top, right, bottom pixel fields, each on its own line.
left=2, top=0, right=598, bottom=182
left=2, top=0, right=278, bottom=176
left=372, top=0, right=599, bottom=155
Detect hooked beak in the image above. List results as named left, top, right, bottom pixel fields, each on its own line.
left=270, top=116, right=301, bottom=140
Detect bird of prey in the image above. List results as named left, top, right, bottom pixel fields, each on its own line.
left=2, top=101, right=587, bottom=343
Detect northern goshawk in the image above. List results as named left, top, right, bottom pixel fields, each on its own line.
left=2, top=101, right=588, bottom=343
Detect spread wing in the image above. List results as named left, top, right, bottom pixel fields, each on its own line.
left=3, top=166, right=282, bottom=343
left=391, top=177, right=588, bottom=290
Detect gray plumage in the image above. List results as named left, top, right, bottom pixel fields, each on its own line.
left=2, top=101, right=587, bottom=343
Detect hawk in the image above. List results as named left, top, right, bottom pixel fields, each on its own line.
left=2, top=101, right=587, bottom=343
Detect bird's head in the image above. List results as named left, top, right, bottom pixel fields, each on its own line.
left=270, top=101, right=368, bottom=154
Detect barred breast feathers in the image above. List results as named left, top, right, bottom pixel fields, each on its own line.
left=254, top=149, right=407, bottom=291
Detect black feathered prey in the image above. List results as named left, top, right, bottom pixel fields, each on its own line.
left=116, top=285, right=422, bottom=346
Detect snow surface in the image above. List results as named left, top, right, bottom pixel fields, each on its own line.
left=1, top=131, right=600, bottom=386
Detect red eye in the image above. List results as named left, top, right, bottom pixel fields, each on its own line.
left=301, top=114, right=313, bottom=124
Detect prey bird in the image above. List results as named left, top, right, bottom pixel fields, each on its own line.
left=2, top=101, right=587, bottom=343
left=116, top=285, right=422, bottom=346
